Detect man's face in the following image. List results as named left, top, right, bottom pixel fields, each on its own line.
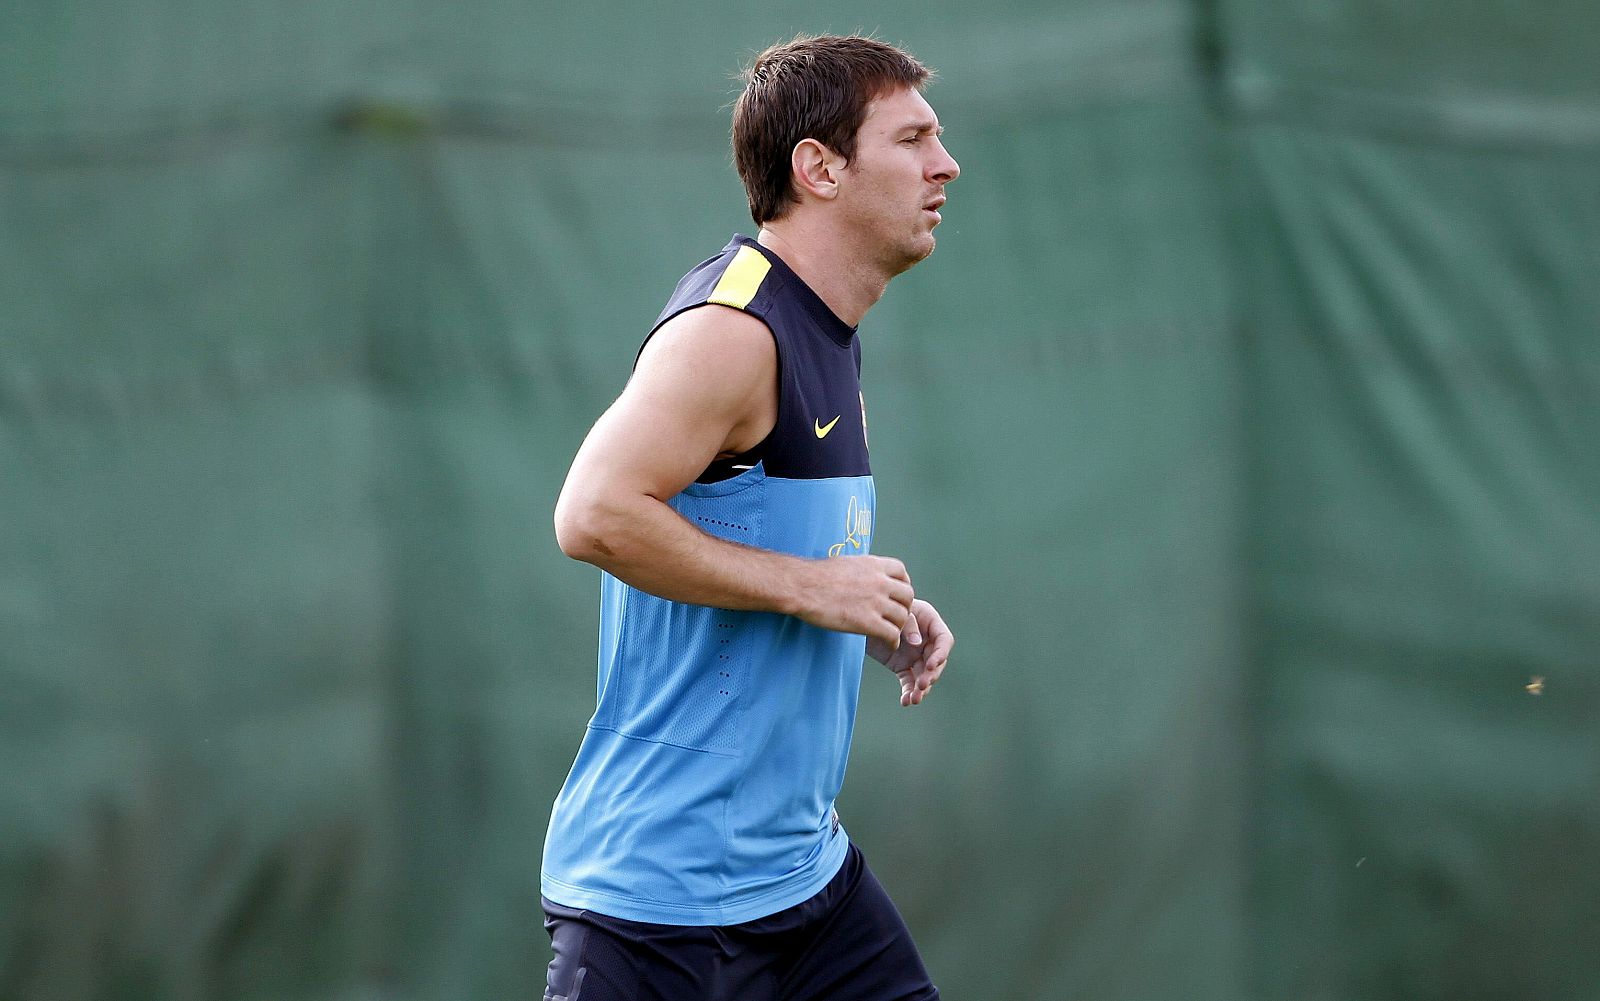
left=837, top=86, right=961, bottom=274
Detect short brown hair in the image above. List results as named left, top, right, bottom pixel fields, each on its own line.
left=732, top=35, right=931, bottom=225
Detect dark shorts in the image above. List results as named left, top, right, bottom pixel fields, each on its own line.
left=541, top=843, right=938, bottom=1001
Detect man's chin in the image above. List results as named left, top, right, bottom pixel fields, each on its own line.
left=906, top=234, right=937, bottom=267
left=891, top=234, right=936, bottom=272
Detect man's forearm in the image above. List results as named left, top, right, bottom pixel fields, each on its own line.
left=555, top=493, right=814, bottom=616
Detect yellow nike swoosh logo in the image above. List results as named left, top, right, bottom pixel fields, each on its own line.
left=815, top=415, right=841, bottom=438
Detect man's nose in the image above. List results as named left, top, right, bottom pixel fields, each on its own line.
left=930, top=141, right=960, bottom=183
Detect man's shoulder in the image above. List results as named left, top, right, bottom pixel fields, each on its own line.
left=642, top=301, right=774, bottom=370
left=654, top=237, right=778, bottom=330
left=653, top=296, right=772, bottom=334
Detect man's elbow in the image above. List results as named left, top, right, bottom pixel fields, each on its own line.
left=553, top=495, right=618, bottom=565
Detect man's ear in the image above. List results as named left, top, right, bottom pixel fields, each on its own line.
left=791, top=138, right=844, bottom=202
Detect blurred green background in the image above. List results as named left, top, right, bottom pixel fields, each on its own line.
left=2, top=2, right=1596, bottom=999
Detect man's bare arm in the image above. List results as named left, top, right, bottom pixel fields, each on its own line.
left=553, top=306, right=914, bottom=650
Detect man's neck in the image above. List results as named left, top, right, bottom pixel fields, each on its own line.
left=756, top=223, right=888, bottom=329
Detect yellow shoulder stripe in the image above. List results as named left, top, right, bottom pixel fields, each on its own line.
left=706, top=245, right=771, bottom=310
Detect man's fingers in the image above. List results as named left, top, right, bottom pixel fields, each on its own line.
left=883, top=599, right=910, bottom=632
left=903, top=600, right=929, bottom=646
left=922, top=615, right=953, bottom=669
left=904, top=619, right=922, bottom=647
left=871, top=617, right=902, bottom=651
left=898, top=670, right=919, bottom=707
left=895, top=663, right=937, bottom=706
left=887, top=578, right=915, bottom=610
left=880, top=557, right=910, bottom=583
left=881, top=600, right=950, bottom=707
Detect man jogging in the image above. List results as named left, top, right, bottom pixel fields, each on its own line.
left=544, top=34, right=960, bottom=1001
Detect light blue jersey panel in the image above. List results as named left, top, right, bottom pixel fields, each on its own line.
left=542, top=467, right=877, bottom=925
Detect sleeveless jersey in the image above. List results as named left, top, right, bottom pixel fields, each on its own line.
left=541, top=235, right=876, bottom=925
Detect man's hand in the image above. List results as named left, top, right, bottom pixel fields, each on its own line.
left=867, top=599, right=954, bottom=706
left=792, top=556, right=915, bottom=651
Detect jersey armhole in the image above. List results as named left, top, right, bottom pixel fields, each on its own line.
left=635, top=302, right=784, bottom=485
